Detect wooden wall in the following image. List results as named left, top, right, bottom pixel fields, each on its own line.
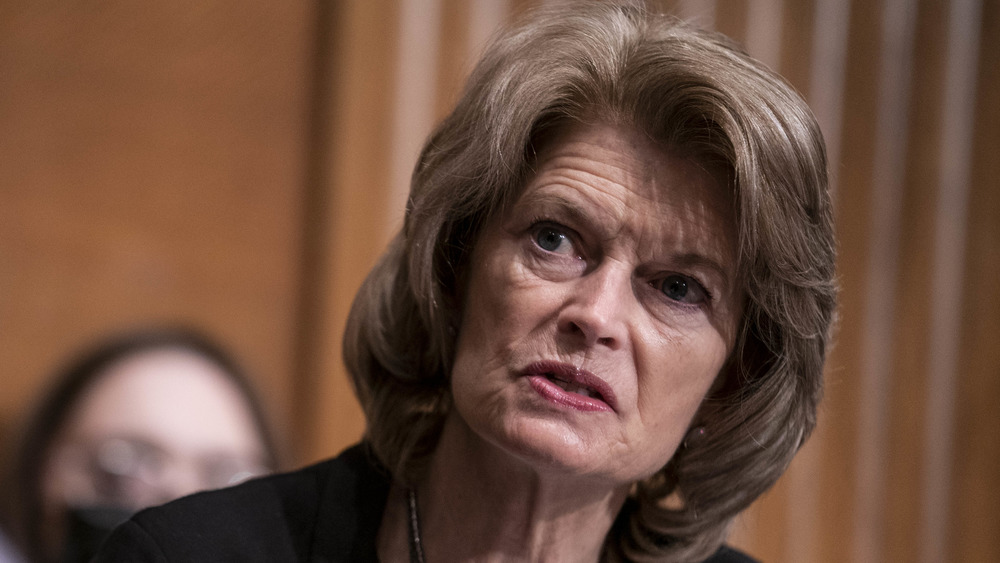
left=0, top=2, right=313, bottom=458
left=2, top=1, right=997, bottom=561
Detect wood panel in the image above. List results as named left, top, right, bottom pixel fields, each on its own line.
left=880, top=0, right=945, bottom=559
left=950, top=2, right=1000, bottom=560
left=299, top=0, right=400, bottom=465
left=0, top=1, right=311, bottom=465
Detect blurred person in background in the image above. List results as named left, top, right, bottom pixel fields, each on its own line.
left=1, top=327, right=279, bottom=562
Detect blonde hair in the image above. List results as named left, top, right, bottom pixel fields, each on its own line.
left=343, top=1, right=836, bottom=560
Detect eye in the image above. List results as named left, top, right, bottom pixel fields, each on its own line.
left=656, top=274, right=709, bottom=305
left=523, top=221, right=587, bottom=280
left=533, top=225, right=573, bottom=254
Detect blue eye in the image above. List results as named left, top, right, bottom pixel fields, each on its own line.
left=535, top=226, right=569, bottom=252
left=658, top=274, right=708, bottom=304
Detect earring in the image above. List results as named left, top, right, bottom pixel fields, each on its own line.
left=683, top=426, right=706, bottom=449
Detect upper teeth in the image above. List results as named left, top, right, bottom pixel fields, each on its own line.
left=550, top=375, right=598, bottom=398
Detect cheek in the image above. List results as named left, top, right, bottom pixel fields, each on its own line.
left=451, top=256, right=560, bottom=404
left=460, top=254, right=551, bottom=345
left=637, top=333, right=730, bottom=431
left=453, top=285, right=502, bottom=365
left=451, top=265, right=514, bottom=389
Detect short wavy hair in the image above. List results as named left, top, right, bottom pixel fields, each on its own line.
left=343, top=1, right=836, bottom=560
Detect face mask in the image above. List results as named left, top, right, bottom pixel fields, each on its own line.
left=60, top=505, right=133, bottom=563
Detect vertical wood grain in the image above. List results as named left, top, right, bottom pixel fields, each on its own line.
left=808, top=0, right=851, bottom=196
left=0, top=0, right=312, bottom=464
left=436, top=0, right=473, bottom=121
left=920, top=2, right=981, bottom=560
left=812, top=0, right=882, bottom=558
left=854, top=2, right=919, bottom=561
left=883, top=3, right=945, bottom=559
left=301, top=0, right=400, bottom=464
left=388, top=0, right=443, bottom=234
left=948, top=2, right=999, bottom=561
left=714, top=0, right=749, bottom=45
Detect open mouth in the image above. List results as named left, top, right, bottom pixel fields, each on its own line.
left=522, top=360, right=617, bottom=412
left=545, top=373, right=604, bottom=400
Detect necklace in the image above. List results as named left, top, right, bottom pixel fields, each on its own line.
left=407, top=488, right=426, bottom=563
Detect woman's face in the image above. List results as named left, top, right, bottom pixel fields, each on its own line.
left=41, top=348, right=269, bottom=533
left=449, top=121, right=740, bottom=486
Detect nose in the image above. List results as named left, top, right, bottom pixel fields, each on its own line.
left=556, top=263, right=631, bottom=349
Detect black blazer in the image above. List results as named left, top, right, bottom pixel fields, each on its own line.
left=95, top=444, right=757, bottom=562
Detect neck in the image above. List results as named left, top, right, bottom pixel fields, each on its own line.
left=380, top=414, right=628, bottom=563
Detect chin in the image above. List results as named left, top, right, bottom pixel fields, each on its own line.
left=488, top=416, right=629, bottom=483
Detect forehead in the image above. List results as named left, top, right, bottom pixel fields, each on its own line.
left=519, top=120, right=735, bottom=259
left=62, top=348, right=262, bottom=453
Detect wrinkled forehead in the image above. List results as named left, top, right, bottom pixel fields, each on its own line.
left=521, top=119, right=736, bottom=239
left=61, top=349, right=265, bottom=455
left=526, top=115, right=735, bottom=203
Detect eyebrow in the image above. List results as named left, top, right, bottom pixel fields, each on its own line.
left=514, top=189, right=625, bottom=233
left=518, top=189, right=588, bottom=213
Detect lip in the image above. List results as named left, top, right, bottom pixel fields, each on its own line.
left=521, top=360, right=617, bottom=413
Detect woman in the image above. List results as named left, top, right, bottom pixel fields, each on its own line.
left=4, top=327, right=278, bottom=562
left=97, top=2, right=836, bottom=561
